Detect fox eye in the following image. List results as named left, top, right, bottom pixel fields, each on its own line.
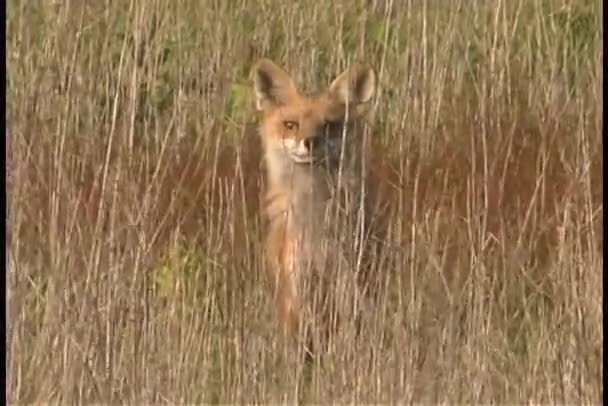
left=283, top=121, right=299, bottom=131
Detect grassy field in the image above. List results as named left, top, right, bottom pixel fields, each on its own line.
left=7, top=0, right=603, bottom=403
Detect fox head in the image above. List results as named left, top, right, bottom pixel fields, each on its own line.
left=252, top=59, right=376, bottom=169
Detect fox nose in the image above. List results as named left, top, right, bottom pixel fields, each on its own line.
left=303, top=138, right=313, bottom=152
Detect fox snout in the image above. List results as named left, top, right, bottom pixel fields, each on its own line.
left=282, top=133, right=342, bottom=165
left=282, top=137, right=314, bottom=163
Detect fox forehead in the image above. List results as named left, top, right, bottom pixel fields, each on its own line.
left=263, top=93, right=346, bottom=125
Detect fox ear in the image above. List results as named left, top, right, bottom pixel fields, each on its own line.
left=252, top=59, right=296, bottom=111
left=329, top=64, right=376, bottom=106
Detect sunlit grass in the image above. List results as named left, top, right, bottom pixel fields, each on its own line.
left=7, top=0, right=602, bottom=403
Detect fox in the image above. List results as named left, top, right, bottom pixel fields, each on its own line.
left=252, top=58, right=378, bottom=347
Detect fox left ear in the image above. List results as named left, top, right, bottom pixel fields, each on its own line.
left=329, top=64, right=376, bottom=106
left=252, top=58, right=297, bottom=111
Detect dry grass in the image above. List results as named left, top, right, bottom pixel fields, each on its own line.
left=7, top=0, right=603, bottom=403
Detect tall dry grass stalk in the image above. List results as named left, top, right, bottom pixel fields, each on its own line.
left=7, top=0, right=602, bottom=403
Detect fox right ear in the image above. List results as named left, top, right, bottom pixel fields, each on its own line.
left=252, top=59, right=296, bottom=111
left=329, top=63, right=376, bottom=107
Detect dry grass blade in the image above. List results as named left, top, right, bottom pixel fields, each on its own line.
left=7, top=0, right=602, bottom=404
